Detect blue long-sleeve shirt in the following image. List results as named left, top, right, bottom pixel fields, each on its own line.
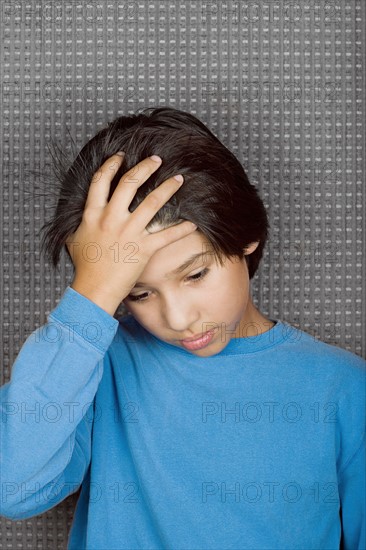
left=1, top=286, right=365, bottom=549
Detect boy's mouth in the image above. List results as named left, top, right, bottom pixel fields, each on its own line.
left=180, top=328, right=217, bottom=350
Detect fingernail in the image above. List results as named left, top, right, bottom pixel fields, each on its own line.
left=116, top=151, right=125, bottom=157
left=173, top=174, right=184, bottom=183
left=150, top=155, right=162, bottom=163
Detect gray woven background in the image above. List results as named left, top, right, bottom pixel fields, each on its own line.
left=1, top=1, right=365, bottom=548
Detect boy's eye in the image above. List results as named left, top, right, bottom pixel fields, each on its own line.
left=126, top=268, right=210, bottom=303
left=186, top=267, right=209, bottom=282
left=127, top=292, right=149, bottom=303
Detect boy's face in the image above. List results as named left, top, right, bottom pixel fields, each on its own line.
left=122, top=228, right=273, bottom=357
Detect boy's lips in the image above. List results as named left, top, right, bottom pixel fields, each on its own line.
left=180, top=328, right=217, bottom=342
left=179, top=328, right=217, bottom=351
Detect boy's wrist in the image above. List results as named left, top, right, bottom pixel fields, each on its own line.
left=70, top=279, right=121, bottom=317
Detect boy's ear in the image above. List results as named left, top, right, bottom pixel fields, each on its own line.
left=243, top=241, right=260, bottom=255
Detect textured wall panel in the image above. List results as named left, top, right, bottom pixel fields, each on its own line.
left=1, top=1, right=365, bottom=548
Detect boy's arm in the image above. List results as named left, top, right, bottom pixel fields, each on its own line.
left=338, top=434, right=366, bottom=550
left=0, top=286, right=119, bottom=520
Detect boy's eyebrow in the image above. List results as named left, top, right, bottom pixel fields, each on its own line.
left=133, top=252, right=208, bottom=288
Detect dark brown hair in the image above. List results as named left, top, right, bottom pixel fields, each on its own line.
left=40, top=106, right=270, bottom=279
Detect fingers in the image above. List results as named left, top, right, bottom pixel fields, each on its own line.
left=85, top=153, right=125, bottom=210
left=129, top=175, right=185, bottom=229
left=84, top=154, right=187, bottom=240
left=148, top=220, right=198, bottom=253
left=105, top=155, right=163, bottom=215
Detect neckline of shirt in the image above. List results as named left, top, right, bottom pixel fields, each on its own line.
left=123, top=317, right=296, bottom=357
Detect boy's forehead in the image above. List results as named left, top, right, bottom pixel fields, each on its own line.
left=139, top=227, right=215, bottom=281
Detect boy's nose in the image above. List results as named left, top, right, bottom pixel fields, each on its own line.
left=161, top=295, right=199, bottom=333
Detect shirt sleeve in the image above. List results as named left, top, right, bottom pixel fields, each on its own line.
left=338, top=433, right=366, bottom=550
left=0, top=286, right=119, bottom=520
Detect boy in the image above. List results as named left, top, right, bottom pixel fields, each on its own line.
left=1, top=107, right=365, bottom=549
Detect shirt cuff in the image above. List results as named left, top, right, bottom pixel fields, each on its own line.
left=48, top=285, right=120, bottom=354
